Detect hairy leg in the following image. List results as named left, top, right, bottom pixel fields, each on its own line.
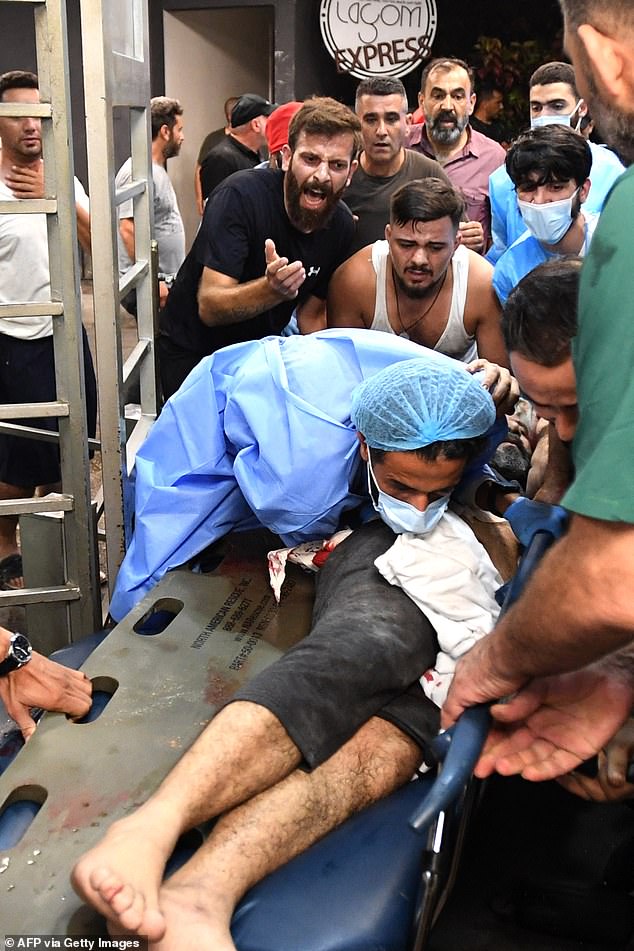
left=0, top=508, right=19, bottom=557
left=150, top=716, right=422, bottom=950
left=71, top=701, right=301, bottom=940
left=0, top=481, right=32, bottom=587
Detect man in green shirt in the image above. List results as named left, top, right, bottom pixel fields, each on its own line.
left=443, top=0, right=634, bottom=785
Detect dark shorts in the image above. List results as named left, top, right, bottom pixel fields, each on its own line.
left=0, top=329, right=97, bottom=487
left=232, top=520, right=440, bottom=769
left=157, top=334, right=203, bottom=403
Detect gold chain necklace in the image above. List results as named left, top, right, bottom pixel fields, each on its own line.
left=392, top=262, right=448, bottom=336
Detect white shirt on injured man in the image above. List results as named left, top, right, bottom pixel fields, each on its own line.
left=375, top=509, right=502, bottom=706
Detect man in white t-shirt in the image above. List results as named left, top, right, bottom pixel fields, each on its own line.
left=115, top=96, right=186, bottom=316
left=0, top=70, right=97, bottom=589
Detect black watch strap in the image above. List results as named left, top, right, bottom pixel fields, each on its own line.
left=0, top=632, right=33, bottom=676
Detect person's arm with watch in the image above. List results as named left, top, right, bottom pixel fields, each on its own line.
left=0, top=626, right=93, bottom=740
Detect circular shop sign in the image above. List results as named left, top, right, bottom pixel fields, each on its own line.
left=320, top=0, right=437, bottom=79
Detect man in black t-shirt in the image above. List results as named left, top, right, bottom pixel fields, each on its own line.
left=199, top=93, right=274, bottom=203
left=158, top=97, right=362, bottom=399
left=469, top=81, right=506, bottom=145
left=193, top=95, right=238, bottom=216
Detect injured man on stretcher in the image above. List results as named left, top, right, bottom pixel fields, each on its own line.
left=72, top=333, right=522, bottom=949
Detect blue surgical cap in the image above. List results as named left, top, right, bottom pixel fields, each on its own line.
left=350, top=357, right=496, bottom=451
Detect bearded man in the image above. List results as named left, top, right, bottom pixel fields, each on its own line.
left=407, top=58, right=506, bottom=253
left=157, top=97, right=361, bottom=399
left=116, top=96, right=186, bottom=316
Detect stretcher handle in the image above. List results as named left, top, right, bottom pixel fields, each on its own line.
left=410, top=703, right=491, bottom=832
left=499, top=529, right=558, bottom=612
left=409, top=524, right=564, bottom=834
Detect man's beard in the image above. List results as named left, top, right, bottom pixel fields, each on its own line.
left=584, top=72, right=634, bottom=166
left=595, top=108, right=634, bottom=166
left=284, top=168, right=345, bottom=232
left=393, top=265, right=444, bottom=300
left=427, top=110, right=469, bottom=146
left=164, top=138, right=181, bottom=160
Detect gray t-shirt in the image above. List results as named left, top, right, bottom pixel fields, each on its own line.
left=344, top=149, right=451, bottom=253
left=116, top=158, right=186, bottom=278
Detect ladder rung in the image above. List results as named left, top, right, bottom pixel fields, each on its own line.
left=0, top=199, right=57, bottom=215
left=0, top=301, right=64, bottom=318
left=119, top=259, right=149, bottom=298
left=0, top=496, right=74, bottom=516
left=0, top=584, right=81, bottom=606
left=0, top=400, right=69, bottom=420
left=0, top=421, right=62, bottom=445
left=0, top=101, right=51, bottom=118
left=115, top=179, right=148, bottom=206
left=126, top=413, right=154, bottom=476
left=122, top=339, right=150, bottom=383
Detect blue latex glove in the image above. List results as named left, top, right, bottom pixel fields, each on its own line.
left=453, top=462, right=520, bottom=510
left=504, top=497, right=569, bottom=548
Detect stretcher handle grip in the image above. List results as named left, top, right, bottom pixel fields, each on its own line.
left=499, top=529, right=558, bottom=612
left=410, top=703, right=491, bottom=832
left=409, top=524, right=564, bottom=834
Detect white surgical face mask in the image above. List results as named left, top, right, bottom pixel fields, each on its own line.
left=517, top=188, right=579, bottom=245
left=367, top=449, right=450, bottom=535
left=530, top=100, right=583, bottom=132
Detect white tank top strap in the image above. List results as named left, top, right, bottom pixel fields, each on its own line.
left=434, top=244, right=477, bottom=362
left=370, top=240, right=396, bottom=335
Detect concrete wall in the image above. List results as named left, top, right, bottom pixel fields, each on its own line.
left=163, top=6, right=273, bottom=246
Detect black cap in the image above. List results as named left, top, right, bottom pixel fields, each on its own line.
left=231, top=93, right=277, bottom=127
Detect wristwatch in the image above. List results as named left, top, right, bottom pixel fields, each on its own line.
left=0, top=632, right=33, bottom=675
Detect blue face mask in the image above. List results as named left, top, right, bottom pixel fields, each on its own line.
left=367, top=449, right=450, bottom=535
left=530, top=100, right=583, bottom=132
left=517, top=188, right=579, bottom=245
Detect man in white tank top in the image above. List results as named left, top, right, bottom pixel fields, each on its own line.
left=328, top=178, right=509, bottom=366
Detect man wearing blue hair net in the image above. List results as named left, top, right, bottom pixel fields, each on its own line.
left=73, top=339, right=520, bottom=946
left=110, top=328, right=513, bottom=620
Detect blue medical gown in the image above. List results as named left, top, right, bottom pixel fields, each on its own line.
left=111, top=329, right=463, bottom=619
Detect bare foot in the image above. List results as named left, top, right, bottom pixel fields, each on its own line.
left=71, top=809, right=179, bottom=941
left=141, top=880, right=238, bottom=951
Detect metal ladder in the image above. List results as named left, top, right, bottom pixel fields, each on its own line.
left=0, top=0, right=158, bottom=648
left=79, top=0, right=159, bottom=603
